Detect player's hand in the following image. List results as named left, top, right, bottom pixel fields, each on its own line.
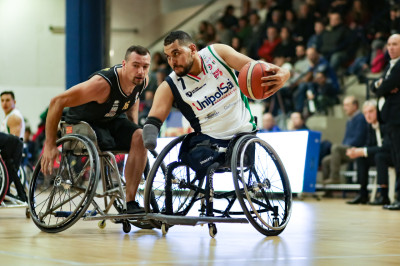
left=41, top=143, right=60, bottom=175
left=260, top=64, right=290, bottom=99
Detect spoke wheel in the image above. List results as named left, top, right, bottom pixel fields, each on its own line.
left=144, top=135, right=204, bottom=229
left=232, top=135, right=292, bottom=236
left=28, top=135, right=99, bottom=233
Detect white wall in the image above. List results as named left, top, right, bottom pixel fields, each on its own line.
left=0, top=0, right=65, bottom=131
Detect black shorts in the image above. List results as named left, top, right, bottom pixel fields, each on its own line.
left=90, top=116, right=140, bottom=151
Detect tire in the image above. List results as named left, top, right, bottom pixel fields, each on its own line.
left=144, top=135, right=204, bottom=229
left=28, top=135, right=100, bottom=233
left=102, top=150, right=158, bottom=230
left=232, top=135, right=292, bottom=236
left=0, top=156, right=9, bottom=204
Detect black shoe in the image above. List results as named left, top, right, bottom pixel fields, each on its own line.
left=383, top=201, right=400, bottom=210
left=346, top=194, right=368, bottom=205
left=126, top=201, right=145, bottom=214
left=369, top=196, right=390, bottom=206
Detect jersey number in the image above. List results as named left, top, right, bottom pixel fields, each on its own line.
left=177, top=78, right=186, bottom=90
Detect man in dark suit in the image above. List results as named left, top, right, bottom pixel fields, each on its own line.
left=345, top=100, right=393, bottom=205
left=372, top=34, right=400, bottom=210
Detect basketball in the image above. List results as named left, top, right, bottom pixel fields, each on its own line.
left=238, top=61, right=271, bottom=100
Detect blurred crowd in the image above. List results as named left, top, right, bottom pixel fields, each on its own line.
left=142, top=0, right=400, bottom=121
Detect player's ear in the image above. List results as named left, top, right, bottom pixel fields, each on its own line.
left=189, top=43, right=197, bottom=54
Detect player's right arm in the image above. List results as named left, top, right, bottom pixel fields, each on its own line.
left=142, top=81, right=174, bottom=150
left=41, top=75, right=110, bottom=175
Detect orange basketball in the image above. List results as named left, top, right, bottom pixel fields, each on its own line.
left=238, top=61, right=271, bottom=100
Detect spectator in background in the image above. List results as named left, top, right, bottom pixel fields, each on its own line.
left=236, top=16, right=252, bottom=48
left=306, top=71, right=339, bottom=115
left=307, top=19, right=325, bottom=51
left=231, top=36, right=244, bottom=54
left=266, top=9, right=284, bottom=31
left=274, top=26, right=296, bottom=63
left=215, top=19, right=234, bottom=45
left=220, top=4, right=238, bottom=31
left=372, top=34, right=400, bottom=210
left=321, top=96, right=368, bottom=184
left=345, top=0, right=370, bottom=29
left=319, top=11, right=352, bottom=72
left=258, top=112, right=281, bottom=133
left=258, top=25, right=281, bottom=63
left=390, top=4, right=400, bottom=35
left=346, top=100, right=393, bottom=205
left=293, top=3, right=315, bottom=43
left=246, top=12, right=263, bottom=59
left=293, top=47, right=339, bottom=113
left=288, top=112, right=308, bottom=131
left=205, top=23, right=217, bottom=45
left=283, top=9, right=297, bottom=33
left=194, top=20, right=211, bottom=49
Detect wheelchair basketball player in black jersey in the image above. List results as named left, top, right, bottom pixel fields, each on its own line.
left=41, top=45, right=151, bottom=214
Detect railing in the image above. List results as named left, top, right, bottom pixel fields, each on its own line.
left=147, top=0, right=217, bottom=51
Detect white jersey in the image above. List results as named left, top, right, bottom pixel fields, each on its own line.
left=165, top=45, right=255, bottom=140
left=0, top=108, right=25, bottom=139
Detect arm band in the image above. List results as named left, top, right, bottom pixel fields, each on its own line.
left=144, top=116, right=163, bottom=130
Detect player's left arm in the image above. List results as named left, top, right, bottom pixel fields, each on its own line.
left=7, top=114, right=23, bottom=137
left=213, top=43, right=290, bottom=98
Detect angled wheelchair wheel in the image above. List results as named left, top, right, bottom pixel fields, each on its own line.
left=232, top=135, right=292, bottom=236
left=28, top=135, right=100, bottom=233
left=144, top=135, right=204, bottom=229
left=103, top=150, right=158, bottom=230
left=0, top=157, right=9, bottom=204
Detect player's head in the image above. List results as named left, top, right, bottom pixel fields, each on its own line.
left=1, top=91, right=16, bottom=115
left=123, top=45, right=151, bottom=86
left=164, top=31, right=197, bottom=77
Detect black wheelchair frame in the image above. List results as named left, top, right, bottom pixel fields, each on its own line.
left=28, top=121, right=157, bottom=233
left=143, top=133, right=292, bottom=237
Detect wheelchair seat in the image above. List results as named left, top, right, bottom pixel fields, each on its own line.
left=59, top=121, right=130, bottom=155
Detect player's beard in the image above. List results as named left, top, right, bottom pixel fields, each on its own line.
left=175, top=57, right=194, bottom=77
left=132, top=76, right=145, bottom=85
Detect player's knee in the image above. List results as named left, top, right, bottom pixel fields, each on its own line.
left=131, top=129, right=146, bottom=153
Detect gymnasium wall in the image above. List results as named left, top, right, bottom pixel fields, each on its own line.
left=0, top=0, right=239, bottom=132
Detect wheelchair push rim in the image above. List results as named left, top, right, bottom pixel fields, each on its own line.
left=232, top=135, right=292, bottom=236
left=28, top=135, right=100, bottom=233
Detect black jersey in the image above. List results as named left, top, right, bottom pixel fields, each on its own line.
left=65, top=65, right=146, bottom=124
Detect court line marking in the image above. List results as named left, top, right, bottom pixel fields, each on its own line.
left=1, top=250, right=400, bottom=265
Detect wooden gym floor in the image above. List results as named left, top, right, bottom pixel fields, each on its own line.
left=1, top=197, right=400, bottom=266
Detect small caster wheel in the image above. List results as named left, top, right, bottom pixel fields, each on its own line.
left=122, top=221, right=131, bottom=233
left=25, top=208, right=31, bottom=219
left=273, top=218, right=279, bottom=228
left=208, top=223, right=217, bottom=238
left=98, top=220, right=106, bottom=229
left=161, top=223, right=169, bottom=235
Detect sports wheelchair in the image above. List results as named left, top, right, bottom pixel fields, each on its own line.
left=0, top=153, right=30, bottom=217
left=28, top=121, right=157, bottom=233
left=143, top=133, right=292, bottom=237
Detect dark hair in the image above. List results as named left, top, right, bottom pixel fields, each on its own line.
left=1, top=91, right=15, bottom=100
left=164, top=31, right=194, bottom=46
left=124, top=45, right=150, bottom=60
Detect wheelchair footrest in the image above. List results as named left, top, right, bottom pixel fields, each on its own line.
left=82, top=213, right=146, bottom=221
left=146, top=213, right=249, bottom=226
